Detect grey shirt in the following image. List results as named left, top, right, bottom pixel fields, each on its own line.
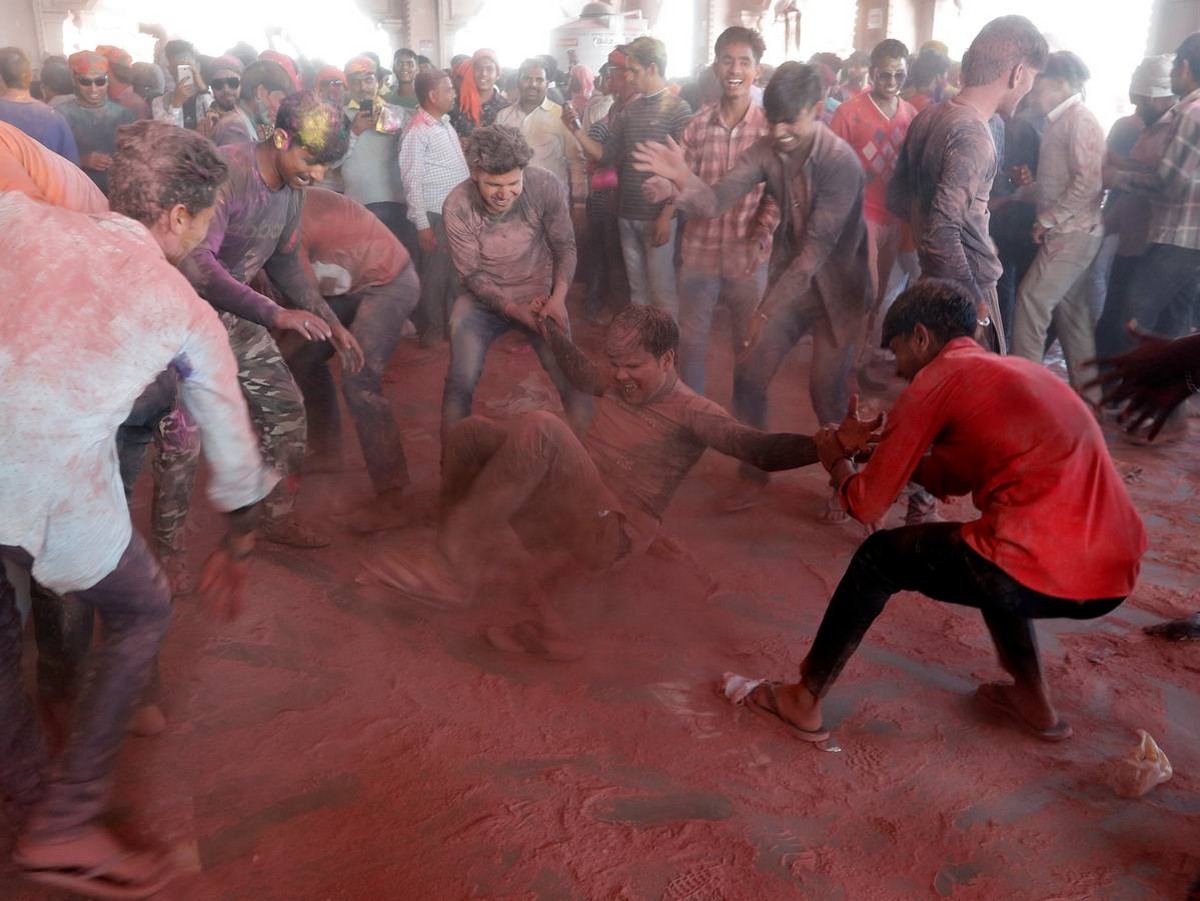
left=672, top=124, right=872, bottom=346
left=888, top=96, right=1004, bottom=296
left=56, top=98, right=137, bottom=193
left=442, top=165, right=577, bottom=312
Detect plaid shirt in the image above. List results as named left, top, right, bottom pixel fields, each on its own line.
left=399, top=107, right=469, bottom=230
left=680, top=102, right=779, bottom=275
left=1118, top=88, right=1200, bottom=250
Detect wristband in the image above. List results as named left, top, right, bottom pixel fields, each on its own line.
left=220, top=530, right=254, bottom=562
left=1186, top=368, right=1199, bottom=395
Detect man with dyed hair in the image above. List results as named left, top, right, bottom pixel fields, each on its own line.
left=889, top=15, right=1049, bottom=351
left=56, top=50, right=137, bottom=193
left=173, top=92, right=361, bottom=549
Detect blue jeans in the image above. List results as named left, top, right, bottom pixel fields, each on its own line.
left=733, top=293, right=854, bottom=483
left=441, top=295, right=593, bottom=434
left=619, top=217, right=679, bottom=321
left=678, top=265, right=768, bottom=394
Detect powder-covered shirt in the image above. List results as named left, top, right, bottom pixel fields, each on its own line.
left=0, top=97, right=79, bottom=164
left=599, top=88, right=692, bottom=220
left=56, top=97, right=137, bottom=193
left=442, top=165, right=576, bottom=311
left=1033, top=94, right=1105, bottom=235
left=544, top=326, right=818, bottom=553
left=299, top=188, right=409, bottom=295
left=1113, top=88, right=1200, bottom=251
left=210, top=106, right=261, bottom=147
left=671, top=124, right=871, bottom=347
left=679, top=101, right=779, bottom=275
left=0, top=120, right=105, bottom=213
left=888, top=96, right=1003, bottom=297
left=399, top=107, right=470, bottom=229
left=178, top=141, right=303, bottom=327
left=828, top=91, right=916, bottom=225
left=495, top=98, right=588, bottom=202
left=840, top=337, right=1146, bottom=600
left=0, top=192, right=276, bottom=592
left=1110, top=115, right=1174, bottom=257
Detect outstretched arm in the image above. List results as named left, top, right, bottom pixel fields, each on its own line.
left=543, top=319, right=609, bottom=396
left=689, top=407, right=819, bottom=470
left=633, top=136, right=769, bottom=220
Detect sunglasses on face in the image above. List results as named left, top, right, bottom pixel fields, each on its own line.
left=211, top=76, right=241, bottom=90
left=319, top=78, right=346, bottom=88
left=874, top=71, right=904, bottom=82
left=76, top=75, right=108, bottom=87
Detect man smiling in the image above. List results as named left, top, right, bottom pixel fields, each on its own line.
left=634, top=62, right=871, bottom=519
left=440, top=125, right=589, bottom=433
left=56, top=51, right=135, bottom=193
left=176, top=92, right=361, bottom=548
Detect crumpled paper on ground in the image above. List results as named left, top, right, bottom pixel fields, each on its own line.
left=1107, top=730, right=1172, bottom=798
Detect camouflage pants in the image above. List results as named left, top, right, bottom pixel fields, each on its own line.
left=160, top=314, right=307, bottom=527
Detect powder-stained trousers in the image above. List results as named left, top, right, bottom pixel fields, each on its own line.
left=1, top=534, right=170, bottom=837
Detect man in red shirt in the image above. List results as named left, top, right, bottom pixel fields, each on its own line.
left=740, top=280, right=1146, bottom=744
left=829, top=39, right=919, bottom=356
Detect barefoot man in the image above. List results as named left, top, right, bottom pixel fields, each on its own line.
left=733, top=281, right=1146, bottom=743
left=364, top=305, right=878, bottom=659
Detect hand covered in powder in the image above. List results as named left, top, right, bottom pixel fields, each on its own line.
left=330, top=324, right=366, bottom=374
left=834, top=395, right=884, bottom=458
left=197, top=532, right=254, bottom=621
left=632, top=136, right=690, bottom=187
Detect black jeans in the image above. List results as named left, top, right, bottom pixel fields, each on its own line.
left=800, top=522, right=1124, bottom=699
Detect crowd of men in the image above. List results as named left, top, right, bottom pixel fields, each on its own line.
left=1, top=12, right=1198, bottom=898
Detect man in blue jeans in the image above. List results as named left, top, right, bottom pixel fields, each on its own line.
left=676, top=27, right=777, bottom=398
left=570, top=36, right=692, bottom=321
left=441, top=125, right=591, bottom=434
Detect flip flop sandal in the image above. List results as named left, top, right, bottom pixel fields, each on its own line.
left=975, top=683, right=1073, bottom=742
left=17, top=850, right=174, bottom=900
left=744, top=681, right=831, bottom=744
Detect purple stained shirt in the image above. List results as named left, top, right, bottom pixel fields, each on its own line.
left=0, top=98, right=79, bottom=164
left=178, top=141, right=300, bottom=327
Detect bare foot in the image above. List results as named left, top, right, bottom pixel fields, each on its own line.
left=128, top=704, right=166, bottom=737
left=14, top=824, right=174, bottom=899
left=486, top=621, right=585, bottom=661
left=359, top=545, right=469, bottom=608
left=1145, top=613, right=1200, bottom=641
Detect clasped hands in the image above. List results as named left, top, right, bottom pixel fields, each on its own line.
left=513, top=295, right=568, bottom=334
left=814, top=395, right=885, bottom=471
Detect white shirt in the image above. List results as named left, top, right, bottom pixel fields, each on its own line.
left=0, top=194, right=277, bottom=591
left=398, top=107, right=470, bottom=230
left=495, top=98, right=587, bottom=202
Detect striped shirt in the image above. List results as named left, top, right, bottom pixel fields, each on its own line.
left=599, top=88, right=692, bottom=220
left=679, top=102, right=779, bottom=275
left=399, top=107, right=470, bottom=230
left=1115, top=88, right=1200, bottom=250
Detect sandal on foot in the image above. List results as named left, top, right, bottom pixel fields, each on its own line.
left=975, top=682, right=1072, bottom=742
left=15, top=848, right=174, bottom=900
left=742, top=681, right=830, bottom=743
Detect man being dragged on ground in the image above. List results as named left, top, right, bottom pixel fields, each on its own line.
left=362, top=305, right=878, bottom=660
left=727, top=280, right=1146, bottom=745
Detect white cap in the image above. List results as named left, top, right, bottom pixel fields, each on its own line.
left=1131, top=55, right=1175, bottom=99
